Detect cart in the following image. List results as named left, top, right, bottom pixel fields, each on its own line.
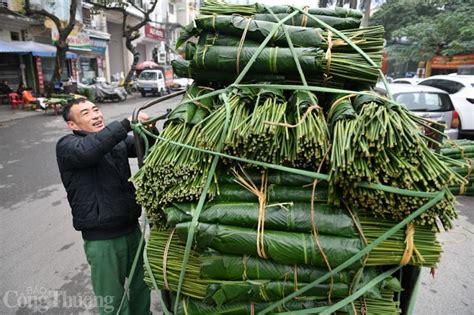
left=126, top=89, right=436, bottom=315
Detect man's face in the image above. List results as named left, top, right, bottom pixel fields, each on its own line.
left=67, top=100, right=105, bottom=132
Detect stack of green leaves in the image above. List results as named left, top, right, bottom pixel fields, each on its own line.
left=184, top=44, right=380, bottom=85
left=328, top=94, right=465, bottom=230
left=439, top=139, right=474, bottom=196
left=133, top=87, right=329, bottom=224
left=174, top=2, right=384, bottom=87
left=177, top=15, right=383, bottom=52
left=145, top=229, right=403, bottom=309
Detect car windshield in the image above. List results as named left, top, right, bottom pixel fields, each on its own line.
left=394, top=92, right=452, bottom=112
left=139, top=72, right=157, bottom=80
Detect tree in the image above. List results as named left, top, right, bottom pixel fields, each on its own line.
left=24, top=0, right=79, bottom=96
left=86, top=0, right=158, bottom=91
left=371, top=0, right=474, bottom=62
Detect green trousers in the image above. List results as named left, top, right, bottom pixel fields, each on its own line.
left=84, top=227, right=151, bottom=315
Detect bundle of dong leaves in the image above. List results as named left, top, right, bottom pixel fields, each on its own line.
left=172, top=1, right=384, bottom=88
left=439, top=139, right=474, bottom=196
left=131, top=1, right=462, bottom=314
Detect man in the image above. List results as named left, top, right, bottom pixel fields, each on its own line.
left=0, top=79, right=13, bottom=94
left=56, top=98, right=151, bottom=315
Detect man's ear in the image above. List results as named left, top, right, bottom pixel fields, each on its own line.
left=67, top=120, right=77, bottom=130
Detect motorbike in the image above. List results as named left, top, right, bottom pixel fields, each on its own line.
left=95, top=82, right=127, bottom=102
left=77, top=80, right=127, bottom=103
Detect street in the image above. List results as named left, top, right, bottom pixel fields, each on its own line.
left=0, top=95, right=473, bottom=315
left=0, top=95, right=176, bottom=314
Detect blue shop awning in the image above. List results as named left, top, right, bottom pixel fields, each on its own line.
left=0, top=40, right=78, bottom=59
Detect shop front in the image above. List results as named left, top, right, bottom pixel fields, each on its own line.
left=427, top=54, right=474, bottom=76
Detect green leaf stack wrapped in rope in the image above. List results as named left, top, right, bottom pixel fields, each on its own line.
left=133, top=87, right=329, bottom=223
left=177, top=15, right=383, bottom=52
left=145, top=229, right=403, bottom=310
left=328, top=94, right=465, bottom=230
left=439, top=139, right=474, bottom=196
left=134, top=1, right=456, bottom=313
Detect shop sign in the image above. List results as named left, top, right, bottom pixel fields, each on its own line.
left=52, top=26, right=92, bottom=51
left=431, top=54, right=474, bottom=69
left=145, top=24, right=165, bottom=41
left=71, top=59, right=77, bottom=81
left=90, top=38, right=107, bottom=55
left=35, top=57, right=44, bottom=91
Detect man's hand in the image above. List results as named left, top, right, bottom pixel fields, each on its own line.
left=128, top=112, right=156, bottom=133
left=128, top=112, right=150, bottom=123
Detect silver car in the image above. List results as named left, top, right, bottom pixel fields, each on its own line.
left=375, top=83, right=459, bottom=139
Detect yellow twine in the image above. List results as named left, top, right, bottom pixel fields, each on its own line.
left=162, top=228, right=176, bottom=291
left=324, top=30, right=334, bottom=83
left=400, top=223, right=425, bottom=265
left=301, top=6, right=309, bottom=28
left=264, top=104, right=321, bottom=129
left=293, top=264, right=298, bottom=292
left=232, top=166, right=269, bottom=259
left=236, top=18, right=252, bottom=75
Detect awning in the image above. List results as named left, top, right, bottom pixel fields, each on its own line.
left=0, top=40, right=78, bottom=59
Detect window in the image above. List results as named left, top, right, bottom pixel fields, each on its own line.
left=168, top=3, right=175, bottom=14
left=11, top=32, right=20, bottom=41
left=394, top=92, right=453, bottom=112
left=139, top=71, right=157, bottom=80
left=419, top=79, right=465, bottom=94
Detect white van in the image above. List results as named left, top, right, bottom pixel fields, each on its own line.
left=137, top=70, right=167, bottom=97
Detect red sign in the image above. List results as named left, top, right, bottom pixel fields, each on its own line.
left=145, top=24, right=165, bottom=41
left=431, top=54, right=474, bottom=69
left=35, top=57, right=44, bottom=91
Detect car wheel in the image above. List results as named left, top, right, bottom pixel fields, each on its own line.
left=141, top=91, right=146, bottom=97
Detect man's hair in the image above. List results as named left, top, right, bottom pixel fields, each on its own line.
left=62, top=98, right=88, bottom=122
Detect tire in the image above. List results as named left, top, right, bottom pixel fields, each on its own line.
left=141, top=91, right=146, bottom=97
left=158, top=89, right=163, bottom=97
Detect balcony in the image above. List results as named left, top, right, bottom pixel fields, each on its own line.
left=82, top=17, right=107, bottom=32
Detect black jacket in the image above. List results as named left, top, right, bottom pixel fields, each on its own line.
left=56, top=121, right=141, bottom=240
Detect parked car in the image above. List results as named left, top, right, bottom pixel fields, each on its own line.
left=375, top=83, right=459, bottom=139
left=418, top=75, right=474, bottom=138
left=137, top=70, right=167, bottom=97
left=393, top=78, right=422, bottom=85
left=172, top=75, right=193, bottom=90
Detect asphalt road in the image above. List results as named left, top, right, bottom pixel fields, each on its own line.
left=0, top=93, right=473, bottom=314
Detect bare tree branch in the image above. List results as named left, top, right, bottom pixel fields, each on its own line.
left=24, top=0, right=80, bottom=95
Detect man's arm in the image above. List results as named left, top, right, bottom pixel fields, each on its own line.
left=56, top=120, right=130, bottom=168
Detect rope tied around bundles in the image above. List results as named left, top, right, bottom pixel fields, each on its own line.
left=400, top=223, right=425, bottom=265
left=301, top=6, right=309, bottom=28
left=263, top=104, right=322, bottom=129
left=310, top=148, right=334, bottom=303
left=236, top=17, right=253, bottom=75
left=162, top=228, right=176, bottom=290
left=459, top=158, right=473, bottom=195
left=182, top=297, right=190, bottom=315
left=232, top=166, right=269, bottom=259
left=293, top=264, right=299, bottom=292
left=324, top=30, right=334, bottom=83
left=242, top=255, right=249, bottom=280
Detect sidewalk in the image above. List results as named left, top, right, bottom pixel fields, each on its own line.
left=0, top=94, right=141, bottom=124
left=0, top=105, right=43, bottom=124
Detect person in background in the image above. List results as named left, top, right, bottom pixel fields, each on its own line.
left=17, top=83, right=25, bottom=95
left=56, top=98, right=151, bottom=315
left=22, top=88, right=38, bottom=105
left=0, top=80, right=13, bottom=94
